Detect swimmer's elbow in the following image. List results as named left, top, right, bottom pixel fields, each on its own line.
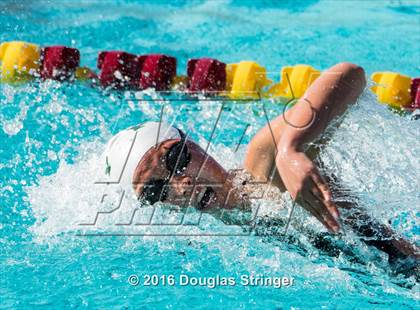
left=335, top=62, right=367, bottom=89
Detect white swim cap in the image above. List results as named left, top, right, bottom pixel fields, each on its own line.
left=99, top=121, right=181, bottom=191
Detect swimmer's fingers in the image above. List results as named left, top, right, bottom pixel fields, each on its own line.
left=299, top=194, right=338, bottom=233
left=297, top=184, right=338, bottom=233
left=299, top=175, right=340, bottom=233
left=299, top=196, right=327, bottom=228
left=307, top=189, right=340, bottom=233
left=311, top=171, right=340, bottom=221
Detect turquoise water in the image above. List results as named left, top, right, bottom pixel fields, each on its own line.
left=1, top=0, right=419, bottom=308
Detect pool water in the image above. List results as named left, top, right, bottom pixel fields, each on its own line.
left=1, top=0, right=419, bottom=308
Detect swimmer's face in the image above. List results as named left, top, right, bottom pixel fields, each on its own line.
left=133, top=139, right=237, bottom=209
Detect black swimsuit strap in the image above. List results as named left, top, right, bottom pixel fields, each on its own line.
left=176, top=127, right=187, bottom=143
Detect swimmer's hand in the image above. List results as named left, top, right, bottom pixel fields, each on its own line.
left=276, top=149, right=340, bottom=233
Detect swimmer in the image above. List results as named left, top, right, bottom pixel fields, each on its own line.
left=102, top=62, right=419, bottom=276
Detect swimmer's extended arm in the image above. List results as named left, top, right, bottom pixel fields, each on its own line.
left=245, top=62, right=366, bottom=232
left=335, top=194, right=419, bottom=276
left=276, top=63, right=366, bottom=232
left=276, top=61, right=419, bottom=268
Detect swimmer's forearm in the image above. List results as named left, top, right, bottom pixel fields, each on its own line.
left=244, top=63, right=366, bottom=178
left=270, top=63, right=366, bottom=232
left=277, top=63, right=366, bottom=153
left=337, top=200, right=419, bottom=260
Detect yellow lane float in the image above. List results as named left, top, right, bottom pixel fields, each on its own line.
left=226, top=61, right=272, bottom=99
left=266, top=64, right=320, bottom=99
left=371, top=72, right=412, bottom=108
left=0, top=41, right=41, bottom=83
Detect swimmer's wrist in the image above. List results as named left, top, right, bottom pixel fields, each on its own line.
left=276, top=140, right=300, bottom=159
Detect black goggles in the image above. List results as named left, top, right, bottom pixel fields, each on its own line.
left=140, top=129, right=191, bottom=204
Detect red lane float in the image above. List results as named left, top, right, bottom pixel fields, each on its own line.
left=187, top=58, right=226, bottom=94
left=410, top=78, right=420, bottom=110
left=137, top=54, right=176, bottom=91
left=97, top=51, right=139, bottom=88
left=96, top=52, right=176, bottom=90
left=41, top=46, right=80, bottom=80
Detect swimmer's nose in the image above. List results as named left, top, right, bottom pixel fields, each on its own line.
left=170, top=176, right=193, bottom=196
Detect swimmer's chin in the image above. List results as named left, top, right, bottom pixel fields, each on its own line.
left=207, top=187, right=251, bottom=211
left=187, top=184, right=249, bottom=211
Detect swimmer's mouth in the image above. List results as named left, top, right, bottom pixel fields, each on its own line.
left=197, top=187, right=215, bottom=209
